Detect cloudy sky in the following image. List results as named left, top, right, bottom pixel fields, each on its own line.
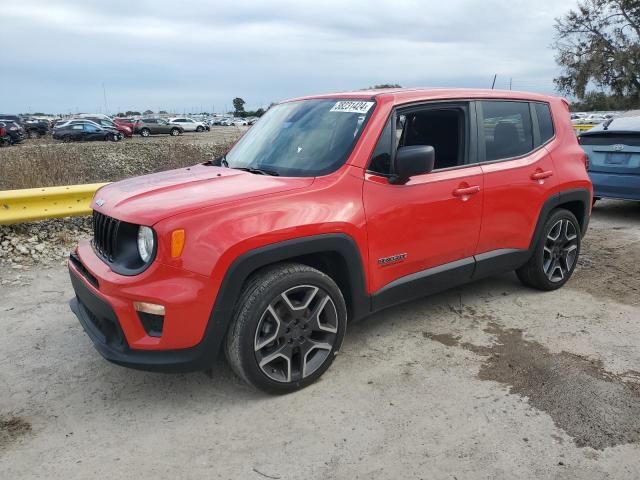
left=2, top=0, right=573, bottom=114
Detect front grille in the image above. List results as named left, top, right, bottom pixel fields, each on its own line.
left=92, top=211, right=121, bottom=262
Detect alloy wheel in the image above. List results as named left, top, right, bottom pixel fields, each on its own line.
left=543, top=218, right=578, bottom=282
left=254, top=285, right=339, bottom=383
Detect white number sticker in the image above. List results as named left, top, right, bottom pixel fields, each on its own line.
left=330, top=101, right=374, bottom=114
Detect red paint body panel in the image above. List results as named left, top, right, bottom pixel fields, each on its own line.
left=363, top=167, right=483, bottom=293
left=72, top=88, right=592, bottom=353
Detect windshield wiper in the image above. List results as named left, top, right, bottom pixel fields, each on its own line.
left=234, top=166, right=280, bottom=176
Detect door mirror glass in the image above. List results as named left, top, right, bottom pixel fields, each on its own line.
left=391, top=145, right=435, bottom=184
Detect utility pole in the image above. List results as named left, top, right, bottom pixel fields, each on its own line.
left=102, top=83, right=109, bottom=114
left=509, top=78, right=513, bottom=90
left=491, top=74, right=497, bottom=90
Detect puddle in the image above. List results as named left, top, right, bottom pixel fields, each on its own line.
left=0, top=416, right=31, bottom=450
left=425, top=323, right=640, bottom=450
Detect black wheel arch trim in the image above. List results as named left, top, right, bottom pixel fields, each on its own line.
left=529, top=188, right=591, bottom=252
left=196, top=233, right=370, bottom=369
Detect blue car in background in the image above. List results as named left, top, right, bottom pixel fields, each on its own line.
left=580, top=116, right=640, bottom=203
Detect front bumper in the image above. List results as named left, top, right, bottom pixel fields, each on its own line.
left=68, top=241, right=223, bottom=372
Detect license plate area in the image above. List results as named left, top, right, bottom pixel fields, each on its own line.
left=605, top=153, right=632, bottom=165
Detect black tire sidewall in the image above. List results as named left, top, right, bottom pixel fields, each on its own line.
left=529, top=209, right=581, bottom=290
left=229, top=266, right=347, bottom=394
left=170, top=128, right=179, bottom=136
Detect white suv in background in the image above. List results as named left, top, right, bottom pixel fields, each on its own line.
left=167, top=117, right=208, bottom=132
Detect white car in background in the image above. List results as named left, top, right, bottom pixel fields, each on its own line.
left=232, top=118, right=249, bottom=126
left=167, top=117, right=208, bottom=132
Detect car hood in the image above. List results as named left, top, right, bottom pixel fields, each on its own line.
left=91, top=164, right=314, bottom=225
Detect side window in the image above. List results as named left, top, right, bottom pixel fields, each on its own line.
left=398, top=106, right=467, bottom=170
left=72, top=125, right=83, bottom=130
left=480, top=101, right=533, bottom=162
left=534, top=102, right=554, bottom=145
left=84, top=124, right=98, bottom=132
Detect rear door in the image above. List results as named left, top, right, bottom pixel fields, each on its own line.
left=363, top=101, right=483, bottom=298
left=83, top=123, right=103, bottom=140
left=475, top=100, right=558, bottom=254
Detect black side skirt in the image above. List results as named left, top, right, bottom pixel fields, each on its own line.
left=371, top=248, right=530, bottom=313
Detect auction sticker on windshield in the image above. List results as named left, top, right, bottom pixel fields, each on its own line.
left=330, top=101, right=374, bottom=114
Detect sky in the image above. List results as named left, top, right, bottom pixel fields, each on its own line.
left=1, top=0, right=574, bottom=115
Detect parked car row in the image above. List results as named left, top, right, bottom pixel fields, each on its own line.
left=208, top=116, right=255, bottom=126
left=0, top=111, right=253, bottom=146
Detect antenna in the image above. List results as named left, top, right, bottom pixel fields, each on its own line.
left=491, top=74, right=497, bottom=90
left=509, top=78, right=513, bottom=90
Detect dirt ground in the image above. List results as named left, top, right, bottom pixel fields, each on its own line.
left=1, top=200, right=639, bottom=479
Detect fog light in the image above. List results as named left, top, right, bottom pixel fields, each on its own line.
left=134, top=302, right=165, bottom=337
left=133, top=302, right=165, bottom=315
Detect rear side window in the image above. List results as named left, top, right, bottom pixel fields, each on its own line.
left=534, top=102, right=554, bottom=145
left=480, top=101, right=533, bottom=162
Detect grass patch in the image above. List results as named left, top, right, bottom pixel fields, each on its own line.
left=0, top=140, right=232, bottom=190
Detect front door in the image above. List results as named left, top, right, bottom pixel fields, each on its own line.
left=363, top=102, right=484, bottom=301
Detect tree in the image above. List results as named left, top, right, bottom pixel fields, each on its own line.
left=233, top=97, right=246, bottom=116
left=159, top=110, right=168, bottom=115
left=554, top=0, right=640, bottom=100
left=125, top=110, right=141, bottom=116
left=570, top=91, right=640, bottom=110
left=370, top=83, right=402, bottom=89
left=143, top=109, right=154, bottom=115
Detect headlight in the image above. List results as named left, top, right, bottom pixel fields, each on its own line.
left=137, top=226, right=155, bottom=263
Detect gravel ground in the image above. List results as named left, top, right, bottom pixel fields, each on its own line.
left=0, top=200, right=639, bottom=479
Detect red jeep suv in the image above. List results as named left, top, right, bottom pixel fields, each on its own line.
left=68, top=89, right=592, bottom=393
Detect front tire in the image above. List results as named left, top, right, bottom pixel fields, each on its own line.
left=140, top=128, right=151, bottom=137
left=196, top=126, right=204, bottom=132
left=516, top=209, right=581, bottom=291
left=170, top=128, right=180, bottom=136
left=225, top=263, right=347, bottom=394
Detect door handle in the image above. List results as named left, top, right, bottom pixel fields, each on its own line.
left=531, top=170, right=553, bottom=181
left=453, top=185, right=480, bottom=197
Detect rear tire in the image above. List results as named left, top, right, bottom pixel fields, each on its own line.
left=170, top=128, right=180, bottom=136
left=516, top=208, right=581, bottom=291
left=28, top=130, right=40, bottom=139
left=225, top=263, right=347, bottom=394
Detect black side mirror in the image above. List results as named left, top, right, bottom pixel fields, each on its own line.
left=390, top=145, right=435, bottom=184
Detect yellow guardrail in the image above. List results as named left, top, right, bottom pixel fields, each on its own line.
left=573, top=124, right=596, bottom=134
left=0, top=183, right=108, bottom=225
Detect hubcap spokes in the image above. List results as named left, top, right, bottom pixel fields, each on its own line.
left=254, top=285, right=338, bottom=383
left=543, top=219, right=578, bottom=282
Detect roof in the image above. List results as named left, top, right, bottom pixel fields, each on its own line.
left=284, top=87, right=560, bottom=105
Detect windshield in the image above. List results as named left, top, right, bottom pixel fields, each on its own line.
left=223, top=98, right=375, bottom=176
